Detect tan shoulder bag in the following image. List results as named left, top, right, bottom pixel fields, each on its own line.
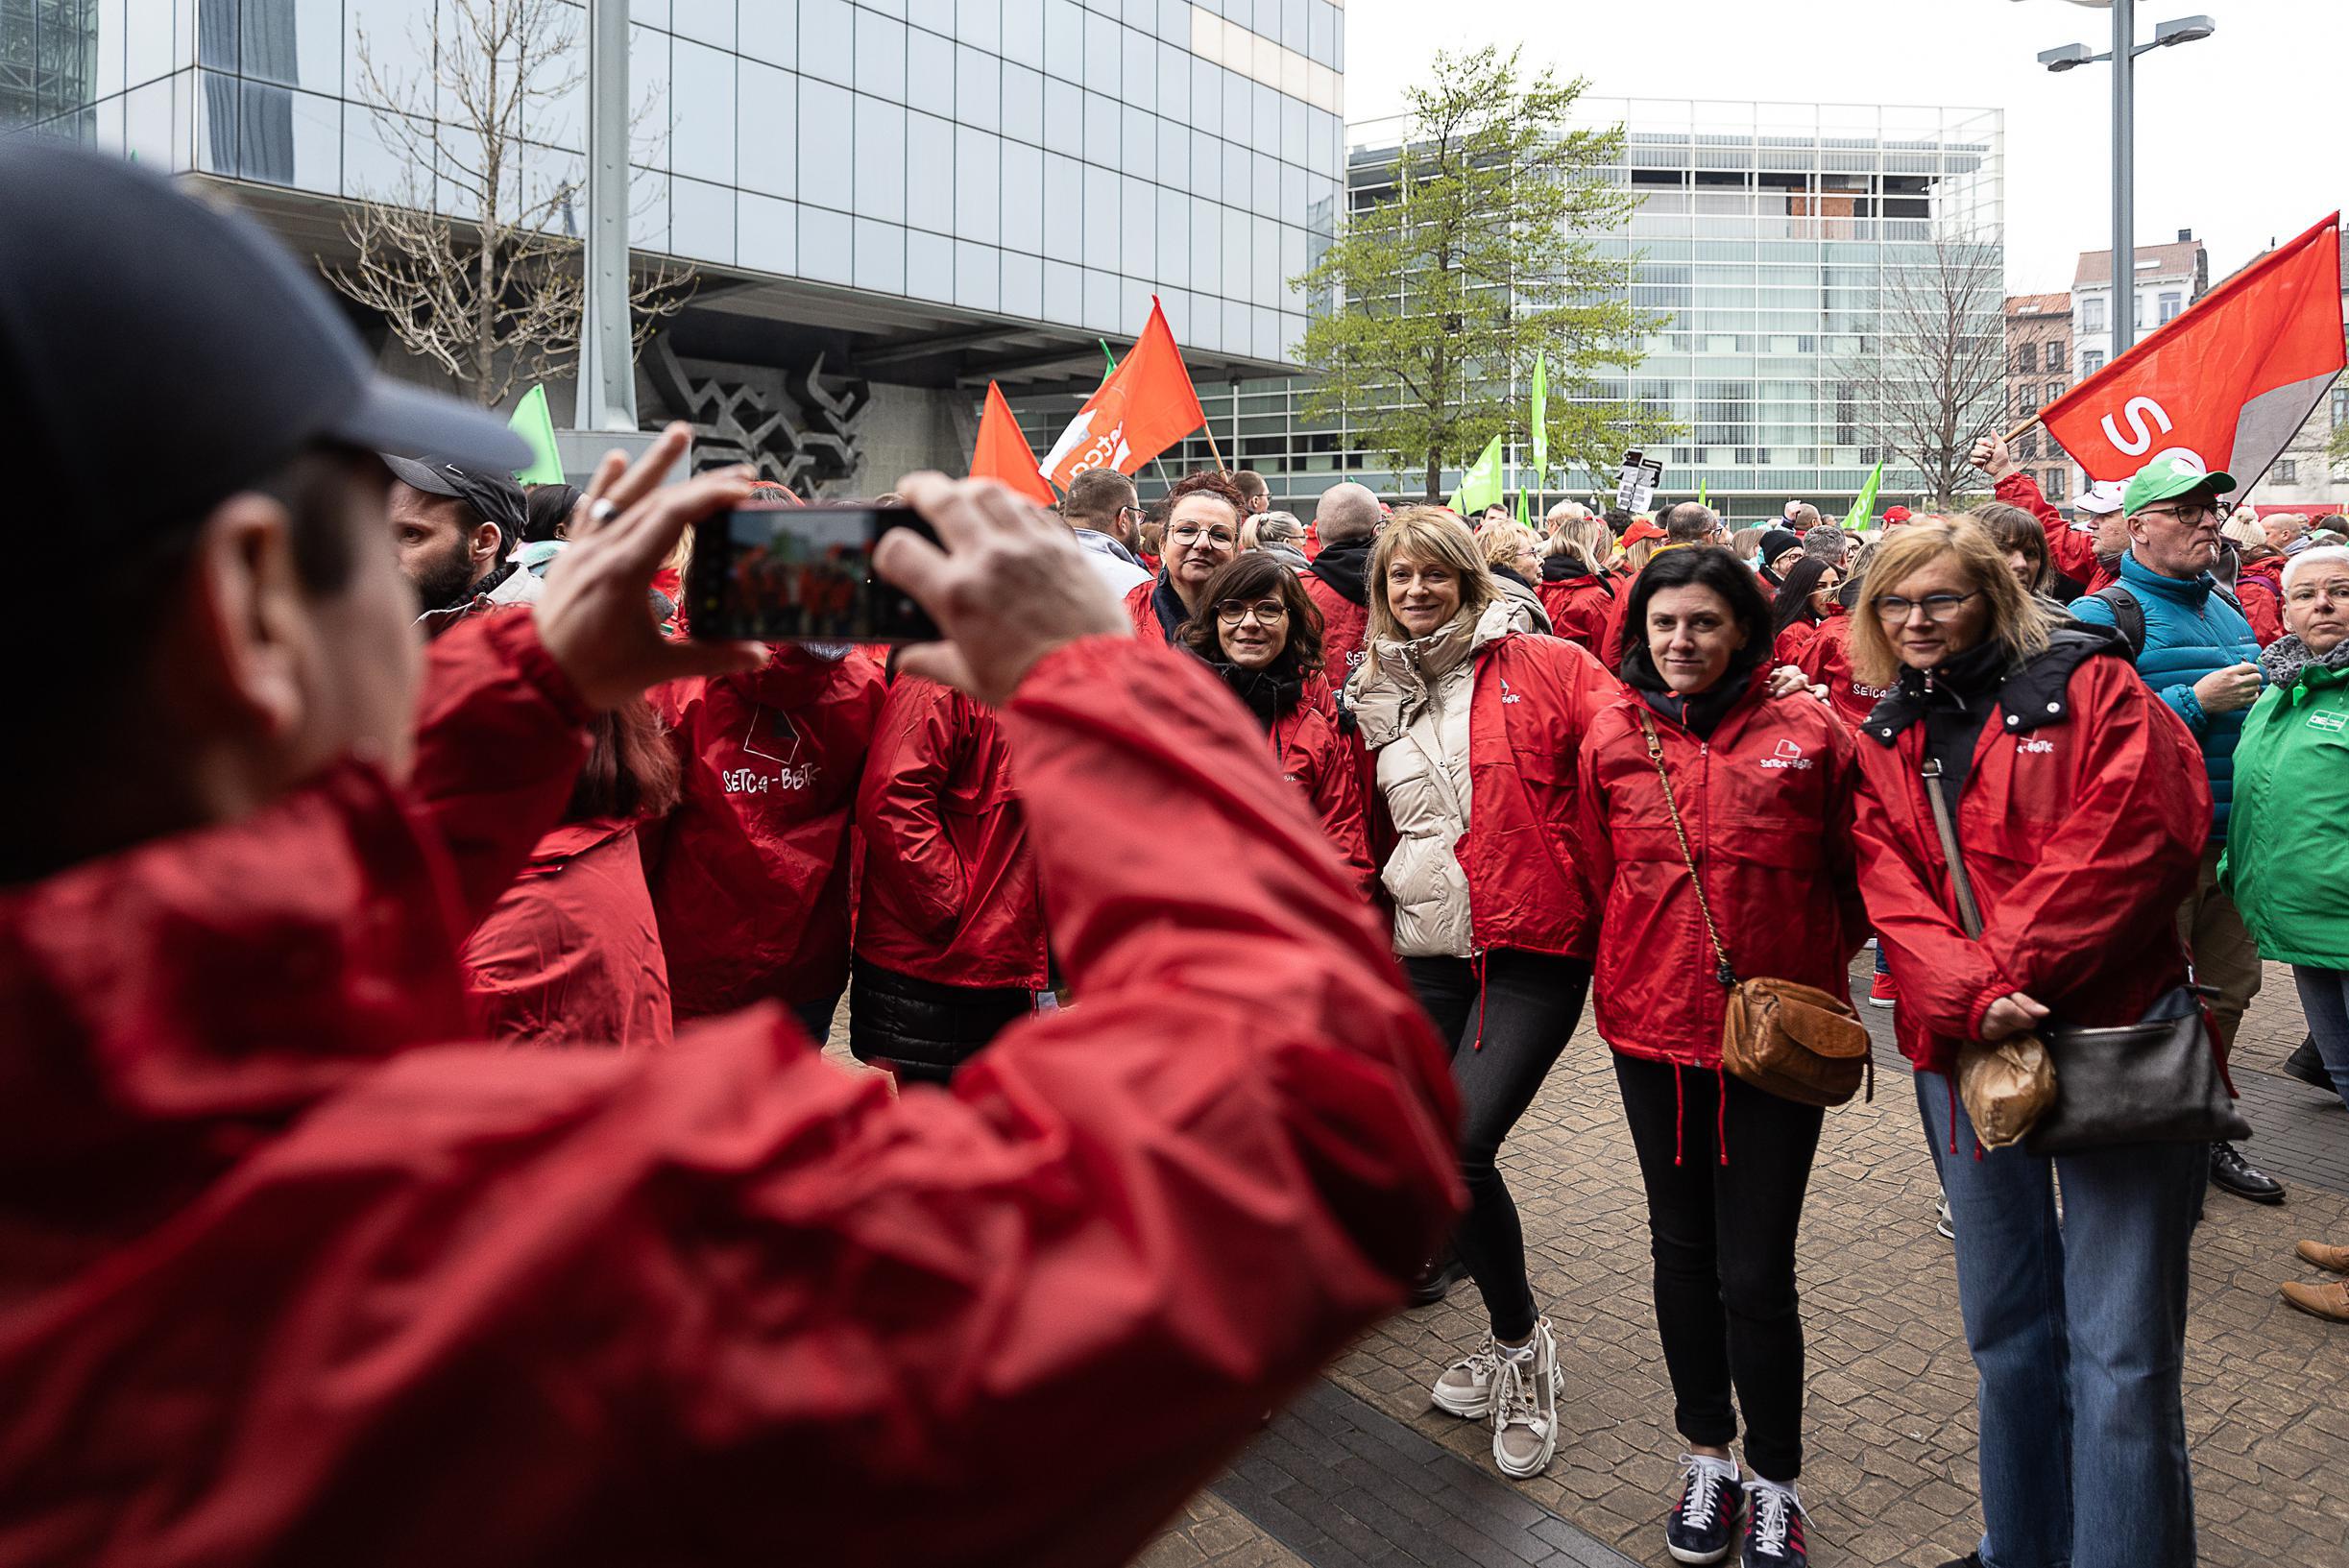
left=1636, top=712, right=1873, bottom=1108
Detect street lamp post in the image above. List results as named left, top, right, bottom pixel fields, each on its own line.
left=575, top=0, right=638, bottom=434
left=2029, top=2, right=2216, bottom=360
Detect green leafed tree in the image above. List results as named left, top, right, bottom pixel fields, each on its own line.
left=1291, top=45, right=1675, bottom=501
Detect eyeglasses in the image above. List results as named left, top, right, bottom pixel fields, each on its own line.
left=1214, top=598, right=1290, bottom=625
left=1169, top=524, right=1237, bottom=546
left=2136, top=502, right=2216, bottom=526
left=1117, top=504, right=1148, bottom=525
left=1873, top=590, right=1980, bottom=623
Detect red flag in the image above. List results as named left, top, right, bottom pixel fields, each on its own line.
left=970, top=380, right=1055, bottom=505
left=2042, top=213, right=2343, bottom=486
left=1039, top=298, right=1207, bottom=487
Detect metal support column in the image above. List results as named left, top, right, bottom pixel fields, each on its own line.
left=2110, top=0, right=2135, bottom=360
left=574, top=0, right=638, bottom=432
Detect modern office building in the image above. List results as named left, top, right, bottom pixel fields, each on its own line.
left=1013, top=97, right=2005, bottom=521
left=3, top=0, right=1345, bottom=491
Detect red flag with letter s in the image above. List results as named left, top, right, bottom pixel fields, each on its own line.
left=1039, top=298, right=1207, bottom=488
left=2041, top=213, right=2343, bottom=486
left=969, top=380, right=1056, bottom=505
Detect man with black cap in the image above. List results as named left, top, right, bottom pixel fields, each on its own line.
left=386, top=452, right=541, bottom=624
left=0, top=141, right=1458, bottom=1567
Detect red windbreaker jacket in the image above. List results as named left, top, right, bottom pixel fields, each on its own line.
left=1270, top=699, right=1375, bottom=897
left=1576, top=674, right=1864, bottom=1069
left=644, top=646, right=887, bottom=1018
left=0, top=627, right=1461, bottom=1568
left=2235, top=555, right=2286, bottom=646
left=854, top=674, right=1048, bottom=991
left=1794, top=613, right=1895, bottom=731
left=1434, top=633, right=1619, bottom=957
left=461, top=817, right=672, bottom=1049
left=1849, top=642, right=2209, bottom=1074
left=1537, top=574, right=1617, bottom=656
left=1300, top=570, right=1369, bottom=688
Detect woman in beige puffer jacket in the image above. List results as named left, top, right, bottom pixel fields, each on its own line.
left=1346, top=507, right=1616, bottom=1483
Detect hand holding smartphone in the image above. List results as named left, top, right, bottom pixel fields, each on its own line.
left=687, top=503, right=942, bottom=644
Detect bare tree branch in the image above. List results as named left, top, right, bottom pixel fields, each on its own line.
left=327, top=0, right=690, bottom=411
left=1843, top=230, right=2008, bottom=507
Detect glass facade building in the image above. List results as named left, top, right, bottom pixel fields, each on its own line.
left=6, top=0, right=1344, bottom=378
left=1012, top=97, right=2004, bottom=521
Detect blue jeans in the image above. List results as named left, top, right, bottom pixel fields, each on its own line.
left=2293, top=965, right=2349, bottom=1110
left=1916, top=1072, right=2205, bottom=1568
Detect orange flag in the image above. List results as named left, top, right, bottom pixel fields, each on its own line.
left=1039, top=297, right=1207, bottom=488
left=970, top=380, right=1056, bottom=505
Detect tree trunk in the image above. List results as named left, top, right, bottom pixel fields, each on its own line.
left=1424, top=448, right=1441, bottom=502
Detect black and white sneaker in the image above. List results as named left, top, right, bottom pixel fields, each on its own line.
left=1740, top=1479, right=1808, bottom=1568
left=1665, top=1454, right=1741, bottom=1564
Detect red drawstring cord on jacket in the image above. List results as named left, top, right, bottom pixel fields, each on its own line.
left=1472, top=949, right=1489, bottom=1052
left=1673, top=1063, right=1685, bottom=1168
left=1948, top=1076, right=1960, bottom=1156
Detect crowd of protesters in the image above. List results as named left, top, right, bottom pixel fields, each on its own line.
left=4, top=141, right=2345, bottom=1568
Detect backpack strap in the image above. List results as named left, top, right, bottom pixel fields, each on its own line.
left=2089, top=584, right=2146, bottom=660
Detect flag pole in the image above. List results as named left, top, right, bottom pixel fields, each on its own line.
left=1201, top=421, right=1228, bottom=473
left=2002, top=412, right=2046, bottom=447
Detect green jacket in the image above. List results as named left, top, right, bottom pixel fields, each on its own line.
left=2223, top=657, right=2349, bottom=970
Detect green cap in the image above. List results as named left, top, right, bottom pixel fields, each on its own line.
left=2122, top=452, right=2235, bottom=516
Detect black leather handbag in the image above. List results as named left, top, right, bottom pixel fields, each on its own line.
left=2025, top=984, right=2250, bottom=1155
left=1920, top=758, right=2249, bottom=1155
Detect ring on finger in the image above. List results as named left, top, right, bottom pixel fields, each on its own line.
left=588, top=497, right=618, bottom=526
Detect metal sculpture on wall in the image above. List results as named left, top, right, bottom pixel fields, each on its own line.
left=645, top=338, right=869, bottom=494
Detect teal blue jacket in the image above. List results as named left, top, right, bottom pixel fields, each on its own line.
left=2070, top=550, right=2262, bottom=841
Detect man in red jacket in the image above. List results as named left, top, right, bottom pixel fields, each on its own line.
left=0, top=144, right=1462, bottom=1568
left=1299, top=480, right=1381, bottom=686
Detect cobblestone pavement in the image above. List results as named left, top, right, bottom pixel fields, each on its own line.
left=818, top=962, right=2349, bottom=1568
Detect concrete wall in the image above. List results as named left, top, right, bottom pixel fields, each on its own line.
left=849, top=383, right=981, bottom=496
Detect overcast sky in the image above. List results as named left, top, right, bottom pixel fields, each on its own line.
left=1344, top=0, right=2348, bottom=295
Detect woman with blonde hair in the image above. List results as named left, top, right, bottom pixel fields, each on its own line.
left=1539, top=515, right=1624, bottom=654
left=1845, top=518, right=2213, bottom=1568
left=1475, top=518, right=1555, bottom=632
left=1347, top=505, right=1617, bottom=1482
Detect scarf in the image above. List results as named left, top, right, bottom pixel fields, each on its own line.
left=1205, top=658, right=1305, bottom=731
left=1307, top=538, right=1371, bottom=606
left=2260, top=634, right=2349, bottom=700
left=1149, top=572, right=1192, bottom=645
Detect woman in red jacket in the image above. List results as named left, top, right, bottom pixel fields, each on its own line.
left=1847, top=519, right=2212, bottom=1568
left=850, top=669, right=1049, bottom=1084
left=1766, top=555, right=1844, bottom=668
left=1125, top=469, right=1244, bottom=644
left=1536, top=516, right=1622, bottom=655
left=1176, top=554, right=1375, bottom=892
left=1577, top=547, right=1862, bottom=1568
left=643, top=643, right=888, bottom=1039
left=1347, top=506, right=1620, bottom=1482
left=461, top=696, right=680, bottom=1049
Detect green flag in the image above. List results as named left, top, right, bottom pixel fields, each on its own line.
left=508, top=384, right=564, bottom=484
left=1099, top=338, right=1119, bottom=377
left=1842, top=462, right=1883, bottom=530
left=1529, top=353, right=1548, bottom=479
left=1515, top=487, right=1530, bottom=529
left=1447, top=435, right=1506, bottom=514
left=1698, top=479, right=1708, bottom=508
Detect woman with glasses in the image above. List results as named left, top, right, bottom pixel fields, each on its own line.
left=1175, top=555, right=1373, bottom=893
left=1347, top=506, right=1618, bottom=1482
left=1575, top=546, right=1864, bottom=1568
left=1126, top=470, right=1247, bottom=645
left=1845, top=519, right=2211, bottom=1568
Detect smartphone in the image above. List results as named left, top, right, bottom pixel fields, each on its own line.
left=686, top=503, right=940, bottom=644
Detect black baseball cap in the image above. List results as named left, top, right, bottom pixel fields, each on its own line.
left=383, top=455, right=530, bottom=546
left=0, top=139, right=529, bottom=540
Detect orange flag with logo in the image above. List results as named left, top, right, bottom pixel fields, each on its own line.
left=970, top=380, right=1056, bottom=505
left=1039, top=298, right=1207, bottom=488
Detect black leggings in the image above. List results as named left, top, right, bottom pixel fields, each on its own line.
left=1612, top=1053, right=1824, bottom=1483
left=1403, top=951, right=1591, bottom=1343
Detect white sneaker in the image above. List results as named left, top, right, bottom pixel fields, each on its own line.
left=1489, top=1318, right=1561, bottom=1478
left=1430, top=1327, right=1562, bottom=1419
